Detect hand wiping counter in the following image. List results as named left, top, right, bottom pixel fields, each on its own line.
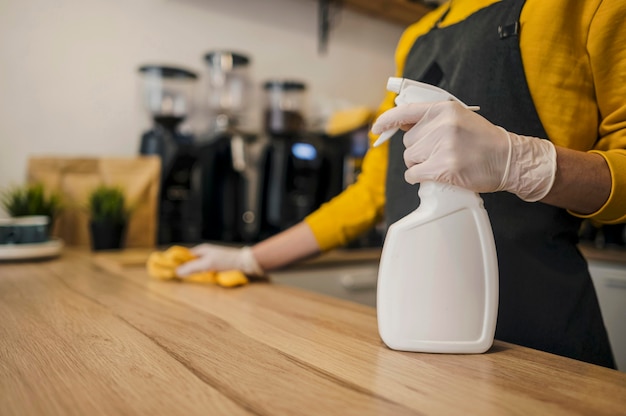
left=146, top=245, right=249, bottom=287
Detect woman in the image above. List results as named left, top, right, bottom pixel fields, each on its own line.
left=178, top=0, right=625, bottom=368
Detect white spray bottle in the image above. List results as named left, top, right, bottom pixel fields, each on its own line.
left=375, top=77, right=499, bottom=353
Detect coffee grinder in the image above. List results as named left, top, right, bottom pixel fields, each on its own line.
left=262, top=80, right=330, bottom=232
left=197, top=51, right=272, bottom=243
left=137, top=65, right=200, bottom=244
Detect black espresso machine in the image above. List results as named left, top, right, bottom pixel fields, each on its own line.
left=137, top=55, right=275, bottom=245
left=197, top=73, right=338, bottom=243
left=137, top=64, right=202, bottom=244
left=138, top=56, right=352, bottom=245
left=194, top=51, right=272, bottom=243
left=261, top=80, right=336, bottom=233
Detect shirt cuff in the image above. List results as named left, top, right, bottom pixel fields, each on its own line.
left=569, top=150, right=626, bottom=223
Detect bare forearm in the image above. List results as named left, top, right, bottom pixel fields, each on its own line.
left=541, top=147, right=611, bottom=215
left=251, top=221, right=322, bottom=272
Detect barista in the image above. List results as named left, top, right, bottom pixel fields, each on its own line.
left=177, top=0, right=626, bottom=368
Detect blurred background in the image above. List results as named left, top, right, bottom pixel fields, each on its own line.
left=0, top=0, right=408, bottom=213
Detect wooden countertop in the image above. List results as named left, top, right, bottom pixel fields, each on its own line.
left=1, top=249, right=626, bottom=416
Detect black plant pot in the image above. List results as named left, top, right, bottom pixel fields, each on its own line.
left=90, top=220, right=126, bottom=251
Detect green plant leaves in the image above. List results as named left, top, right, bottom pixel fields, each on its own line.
left=1, top=183, right=62, bottom=219
left=88, top=185, right=128, bottom=225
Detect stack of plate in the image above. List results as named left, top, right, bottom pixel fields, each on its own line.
left=0, top=216, right=63, bottom=261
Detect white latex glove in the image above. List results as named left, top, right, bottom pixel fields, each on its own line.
left=371, top=101, right=557, bottom=202
left=175, top=244, right=264, bottom=277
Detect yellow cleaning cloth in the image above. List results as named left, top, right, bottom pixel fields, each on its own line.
left=146, top=245, right=249, bottom=287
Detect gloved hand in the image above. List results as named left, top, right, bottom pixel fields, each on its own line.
left=146, top=245, right=251, bottom=287
left=371, top=101, right=557, bottom=202
left=175, top=244, right=264, bottom=278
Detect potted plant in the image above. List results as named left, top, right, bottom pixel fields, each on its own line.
left=1, top=183, right=62, bottom=242
left=87, top=184, right=129, bottom=251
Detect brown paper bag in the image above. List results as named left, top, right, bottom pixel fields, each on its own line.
left=27, top=156, right=161, bottom=248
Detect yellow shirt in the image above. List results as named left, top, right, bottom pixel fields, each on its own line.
left=306, top=0, right=626, bottom=251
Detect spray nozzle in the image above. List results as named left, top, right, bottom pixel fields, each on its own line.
left=373, top=77, right=480, bottom=147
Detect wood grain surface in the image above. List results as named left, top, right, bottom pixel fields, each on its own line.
left=1, top=249, right=625, bottom=416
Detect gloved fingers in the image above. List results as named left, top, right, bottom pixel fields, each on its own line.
left=188, top=243, right=221, bottom=256
left=189, top=243, right=243, bottom=260
left=172, top=244, right=264, bottom=278
left=401, top=120, right=446, bottom=168
left=404, top=159, right=452, bottom=186
left=176, top=258, right=212, bottom=277
left=404, top=155, right=506, bottom=193
left=371, top=102, right=437, bottom=136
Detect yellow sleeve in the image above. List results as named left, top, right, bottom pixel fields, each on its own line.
left=580, top=0, right=626, bottom=223
left=580, top=150, right=626, bottom=224
left=520, top=0, right=626, bottom=223
left=304, top=6, right=449, bottom=251
left=304, top=138, right=388, bottom=251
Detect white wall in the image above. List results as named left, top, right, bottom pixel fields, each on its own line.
left=0, top=0, right=405, bottom=215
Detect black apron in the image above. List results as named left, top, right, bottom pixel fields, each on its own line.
left=385, top=0, right=615, bottom=368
